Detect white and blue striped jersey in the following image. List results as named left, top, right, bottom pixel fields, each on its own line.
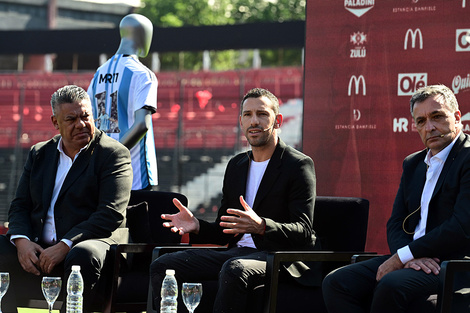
left=87, top=54, right=158, bottom=190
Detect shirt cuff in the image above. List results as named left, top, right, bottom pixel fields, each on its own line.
left=61, top=239, right=73, bottom=248
left=397, top=245, right=414, bottom=264
left=10, top=235, right=29, bottom=246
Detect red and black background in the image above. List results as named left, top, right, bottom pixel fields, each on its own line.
left=304, top=0, right=470, bottom=253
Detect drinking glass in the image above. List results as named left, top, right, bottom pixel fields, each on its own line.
left=181, top=283, right=202, bottom=313
left=0, top=273, right=9, bottom=313
left=41, top=277, right=62, bottom=313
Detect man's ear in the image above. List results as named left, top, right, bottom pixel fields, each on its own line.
left=51, top=115, right=59, bottom=130
left=275, top=114, right=283, bottom=128
left=455, top=110, right=462, bottom=124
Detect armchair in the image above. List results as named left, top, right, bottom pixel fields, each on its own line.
left=102, top=189, right=188, bottom=313
left=14, top=190, right=187, bottom=312
left=438, top=260, right=470, bottom=313
left=149, top=196, right=370, bottom=313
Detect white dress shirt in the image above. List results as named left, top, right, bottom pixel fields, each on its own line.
left=11, top=138, right=86, bottom=248
left=397, top=132, right=460, bottom=264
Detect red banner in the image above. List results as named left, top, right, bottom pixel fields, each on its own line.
left=303, top=0, right=470, bottom=253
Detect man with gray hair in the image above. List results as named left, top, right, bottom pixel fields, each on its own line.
left=323, top=84, right=470, bottom=312
left=0, top=85, right=132, bottom=312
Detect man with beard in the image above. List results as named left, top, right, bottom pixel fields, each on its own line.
left=150, top=88, right=320, bottom=313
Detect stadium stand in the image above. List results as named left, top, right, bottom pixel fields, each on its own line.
left=0, top=67, right=303, bottom=223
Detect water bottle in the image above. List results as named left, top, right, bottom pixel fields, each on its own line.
left=160, top=269, right=178, bottom=313
left=66, top=265, right=83, bottom=313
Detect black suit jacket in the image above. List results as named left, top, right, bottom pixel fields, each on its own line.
left=191, top=138, right=320, bottom=285
left=7, top=129, right=133, bottom=246
left=387, top=132, right=470, bottom=260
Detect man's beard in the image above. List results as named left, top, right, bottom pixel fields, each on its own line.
left=246, top=133, right=270, bottom=147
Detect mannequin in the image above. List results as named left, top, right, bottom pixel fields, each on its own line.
left=87, top=13, right=159, bottom=190
left=115, top=13, right=154, bottom=150
left=116, top=13, right=153, bottom=58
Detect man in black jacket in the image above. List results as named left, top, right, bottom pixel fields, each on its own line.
left=323, top=84, right=470, bottom=313
left=0, top=85, right=132, bottom=312
left=150, top=88, right=318, bottom=312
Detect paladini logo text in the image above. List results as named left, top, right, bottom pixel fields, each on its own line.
left=345, top=0, right=375, bottom=18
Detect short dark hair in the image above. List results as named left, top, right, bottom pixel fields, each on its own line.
left=240, top=88, right=279, bottom=115
left=410, top=84, right=458, bottom=117
left=51, top=85, right=90, bottom=115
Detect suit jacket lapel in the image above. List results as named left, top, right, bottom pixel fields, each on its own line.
left=408, top=156, right=427, bottom=229
left=43, top=138, right=60, bottom=211
left=431, top=132, right=465, bottom=199
left=234, top=151, right=250, bottom=204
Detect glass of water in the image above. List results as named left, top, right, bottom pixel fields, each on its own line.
left=181, top=283, right=202, bottom=313
left=41, top=277, right=62, bottom=313
left=0, top=273, right=9, bottom=313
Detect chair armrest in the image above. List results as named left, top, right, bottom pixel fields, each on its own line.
left=351, top=253, right=381, bottom=263
left=264, top=251, right=368, bottom=313
left=438, top=260, right=470, bottom=313
left=114, top=242, right=190, bottom=254
left=151, top=245, right=228, bottom=260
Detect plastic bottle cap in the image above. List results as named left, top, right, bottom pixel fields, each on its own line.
left=72, top=265, right=81, bottom=271
left=165, top=269, right=175, bottom=276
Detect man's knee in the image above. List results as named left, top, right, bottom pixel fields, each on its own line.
left=323, top=264, right=375, bottom=299
left=219, top=258, right=247, bottom=287
left=322, top=267, right=347, bottom=297
left=65, top=246, right=94, bottom=270
left=150, top=256, right=168, bottom=288
left=373, top=273, right=406, bottom=302
left=64, top=240, right=109, bottom=276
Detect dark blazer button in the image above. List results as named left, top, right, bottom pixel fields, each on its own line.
left=34, top=237, right=39, bottom=242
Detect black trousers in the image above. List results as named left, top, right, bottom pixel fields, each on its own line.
left=322, top=255, right=439, bottom=313
left=0, top=235, right=111, bottom=313
left=150, top=247, right=268, bottom=313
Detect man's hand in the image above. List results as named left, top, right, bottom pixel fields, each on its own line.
left=404, top=257, right=440, bottom=275
left=161, top=198, right=200, bottom=235
left=219, top=196, right=266, bottom=235
left=39, top=241, right=70, bottom=274
left=14, top=238, right=44, bottom=276
left=376, top=253, right=404, bottom=281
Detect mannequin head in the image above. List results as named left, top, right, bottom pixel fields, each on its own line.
left=116, top=13, right=153, bottom=58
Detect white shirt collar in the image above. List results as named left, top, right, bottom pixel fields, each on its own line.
left=424, top=130, right=460, bottom=166
left=57, top=137, right=88, bottom=161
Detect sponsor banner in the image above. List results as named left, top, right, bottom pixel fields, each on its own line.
left=304, top=0, right=470, bottom=253
left=344, top=0, right=375, bottom=17
left=397, top=73, right=427, bottom=96
left=404, top=28, right=423, bottom=50
left=456, top=29, right=470, bottom=51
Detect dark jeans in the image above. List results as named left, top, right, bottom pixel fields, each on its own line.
left=150, top=247, right=267, bottom=313
left=0, top=235, right=111, bottom=313
left=322, top=255, right=439, bottom=313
